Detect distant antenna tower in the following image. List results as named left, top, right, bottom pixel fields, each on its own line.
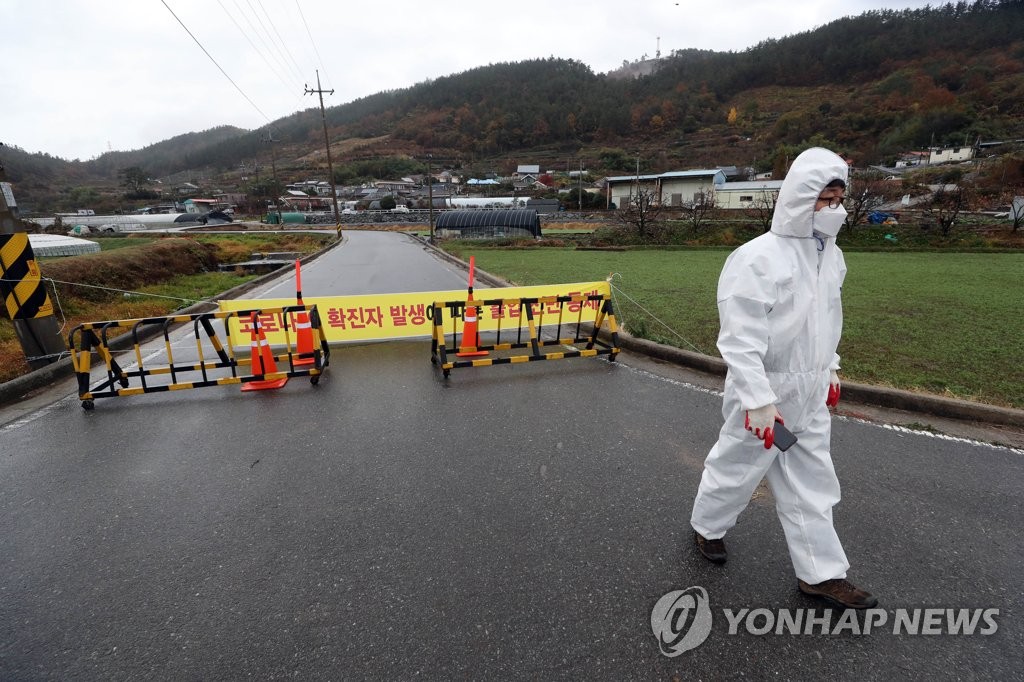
left=656, top=37, right=661, bottom=59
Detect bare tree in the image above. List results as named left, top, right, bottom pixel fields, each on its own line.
left=924, top=184, right=971, bottom=236
left=615, top=187, right=664, bottom=241
left=744, top=189, right=778, bottom=232
left=846, top=178, right=892, bottom=231
left=683, top=189, right=718, bottom=232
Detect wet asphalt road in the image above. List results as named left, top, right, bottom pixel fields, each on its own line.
left=1, top=231, right=1021, bottom=679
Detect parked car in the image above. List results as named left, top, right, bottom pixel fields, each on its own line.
left=390, top=205, right=410, bottom=213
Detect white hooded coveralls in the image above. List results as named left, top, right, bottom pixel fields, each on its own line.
left=690, top=147, right=851, bottom=584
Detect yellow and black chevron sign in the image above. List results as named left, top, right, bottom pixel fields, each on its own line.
left=0, top=232, right=54, bottom=320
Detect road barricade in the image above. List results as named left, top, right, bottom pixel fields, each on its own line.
left=218, top=281, right=613, bottom=345
left=68, top=305, right=329, bottom=410
left=430, top=291, right=619, bottom=377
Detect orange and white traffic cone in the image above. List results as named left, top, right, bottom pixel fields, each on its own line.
left=291, top=260, right=315, bottom=367
left=456, top=302, right=488, bottom=357
left=456, top=255, right=488, bottom=358
left=241, top=312, right=289, bottom=391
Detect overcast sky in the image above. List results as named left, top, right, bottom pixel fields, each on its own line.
left=1, top=0, right=937, bottom=161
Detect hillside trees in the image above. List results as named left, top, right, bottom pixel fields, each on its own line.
left=7, top=0, right=1024, bottom=211
left=90, top=126, right=249, bottom=179
left=117, top=166, right=159, bottom=200
left=598, top=149, right=638, bottom=174
left=62, top=186, right=102, bottom=211
left=379, top=58, right=609, bottom=153
left=332, top=157, right=422, bottom=184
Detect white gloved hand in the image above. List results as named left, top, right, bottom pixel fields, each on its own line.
left=827, top=370, right=841, bottom=408
left=745, top=404, right=783, bottom=450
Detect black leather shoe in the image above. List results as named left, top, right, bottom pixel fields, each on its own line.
left=694, top=531, right=727, bottom=564
left=798, top=578, right=878, bottom=609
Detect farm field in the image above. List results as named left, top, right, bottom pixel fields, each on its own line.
left=444, top=246, right=1024, bottom=409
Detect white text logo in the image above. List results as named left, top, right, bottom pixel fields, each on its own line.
left=650, top=587, right=714, bottom=656
left=723, top=607, right=999, bottom=636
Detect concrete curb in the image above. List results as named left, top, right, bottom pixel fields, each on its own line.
left=609, top=329, right=1024, bottom=429
left=0, top=236, right=344, bottom=408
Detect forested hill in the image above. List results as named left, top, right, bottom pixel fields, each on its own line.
left=324, top=0, right=1024, bottom=168
left=5, top=0, right=1024, bottom=203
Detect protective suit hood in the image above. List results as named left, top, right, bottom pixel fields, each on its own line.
left=771, top=148, right=849, bottom=238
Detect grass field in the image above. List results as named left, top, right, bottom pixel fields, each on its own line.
left=444, top=246, right=1024, bottom=409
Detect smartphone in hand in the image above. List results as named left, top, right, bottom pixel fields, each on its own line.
left=772, top=421, right=798, bottom=452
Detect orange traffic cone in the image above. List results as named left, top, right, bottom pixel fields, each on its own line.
left=456, top=302, right=488, bottom=357
left=241, top=312, right=289, bottom=391
left=456, top=255, right=488, bottom=358
left=291, top=260, right=315, bottom=367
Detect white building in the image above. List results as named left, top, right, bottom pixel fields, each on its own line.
left=716, top=180, right=784, bottom=210
left=605, top=169, right=726, bottom=209
left=929, top=146, right=976, bottom=164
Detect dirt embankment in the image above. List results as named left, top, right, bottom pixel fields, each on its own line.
left=40, top=239, right=218, bottom=301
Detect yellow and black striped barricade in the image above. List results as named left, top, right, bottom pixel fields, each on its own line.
left=430, top=292, right=619, bottom=377
left=68, top=305, right=330, bottom=410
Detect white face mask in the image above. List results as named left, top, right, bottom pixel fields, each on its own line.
left=813, top=204, right=847, bottom=237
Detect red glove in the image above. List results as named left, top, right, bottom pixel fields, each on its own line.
left=826, top=370, right=841, bottom=408
left=745, top=405, right=784, bottom=450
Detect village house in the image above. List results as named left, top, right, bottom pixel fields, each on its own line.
left=513, top=165, right=541, bottom=188
left=895, top=151, right=929, bottom=169
left=175, top=182, right=200, bottom=197
left=929, top=145, right=976, bottom=165
left=286, top=180, right=333, bottom=197
left=374, top=179, right=417, bottom=194
left=715, top=180, right=785, bottom=210
left=280, top=190, right=331, bottom=211
left=604, top=169, right=726, bottom=209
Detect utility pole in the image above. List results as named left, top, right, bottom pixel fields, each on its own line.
left=426, top=153, right=435, bottom=244
left=578, top=158, right=584, bottom=211
left=0, top=143, right=66, bottom=369
left=305, top=70, right=341, bottom=238
left=266, top=134, right=283, bottom=224
left=634, top=154, right=640, bottom=204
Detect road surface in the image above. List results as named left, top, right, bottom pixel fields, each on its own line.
left=1, top=231, right=1020, bottom=679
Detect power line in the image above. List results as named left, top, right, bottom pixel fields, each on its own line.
left=225, top=0, right=309, bottom=118
left=231, top=0, right=302, bottom=91
left=254, top=0, right=307, bottom=86
left=160, top=0, right=275, bottom=127
left=215, top=0, right=300, bottom=94
left=243, top=0, right=303, bottom=86
left=295, top=0, right=332, bottom=90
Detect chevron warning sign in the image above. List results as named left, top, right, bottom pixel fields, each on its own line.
left=0, top=232, right=54, bottom=320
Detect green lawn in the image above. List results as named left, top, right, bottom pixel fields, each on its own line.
left=445, top=246, right=1024, bottom=409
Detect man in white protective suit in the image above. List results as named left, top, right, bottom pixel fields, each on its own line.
left=689, top=147, right=877, bottom=610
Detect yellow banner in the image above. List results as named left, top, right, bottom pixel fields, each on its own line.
left=219, top=281, right=610, bottom=346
